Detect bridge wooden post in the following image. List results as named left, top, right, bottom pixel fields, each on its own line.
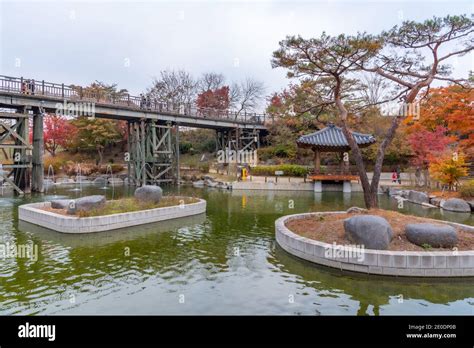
left=126, top=120, right=131, bottom=184
left=140, top=120, right=146, bottom=186
left=175, top=123, right=180, bottom=184
left=31, top=108, right=44, bottom=193
left=13, top=108, right=31, bottom=194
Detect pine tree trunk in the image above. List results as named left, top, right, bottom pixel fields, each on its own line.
left=340, top=121, right=377, bottom=209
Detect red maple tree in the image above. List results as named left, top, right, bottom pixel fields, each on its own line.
left=196, top=86, right=230, bottom=111
left=43, top=114, right=77, bottom=156
left=418, top=86, right=474, bottom=156
left=407, top=125, right=454, bottom=169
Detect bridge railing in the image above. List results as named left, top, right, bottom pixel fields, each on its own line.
left=0, top=75, right=271, bottom=125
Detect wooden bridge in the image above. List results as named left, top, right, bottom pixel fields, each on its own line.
left=0, top=75, right=271, bottom=194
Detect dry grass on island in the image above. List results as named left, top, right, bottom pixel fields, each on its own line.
left=285, top=209, right=474, bottom=251
left=43, top=196, right=200, bottom=217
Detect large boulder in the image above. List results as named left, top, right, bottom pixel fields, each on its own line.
left=216, top=181, right=230, bottom=190
left=134, top=185, right=163, bottom=204
left=50, top=199, right=70, bottom=209
left=343, top=215, right=393, bottom=250
left=56, top=177, right=74, bottom=184
left=108, top=177, right=124, bottom=185
left=93, top=177, right=107, bottom=186
left=440, top=198, right=471, bottom=213
left=388, top=187, right=402, bottom=197
left=430, top=197, right=444, bottom=207
left=67, top=195, right=106, bottom=214
left=408, top=190, right=429, bottom=205
left=205, top=179, right=218, bottom=187
left=193, top=180, right=205, bottom=188
left=389, top=188, right=409, bottom=198
left=405, top=223, right=457, bottom=248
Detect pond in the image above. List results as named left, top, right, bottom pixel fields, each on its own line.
left=0, top=185, right=473, bottom=315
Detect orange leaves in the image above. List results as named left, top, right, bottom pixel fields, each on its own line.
left=196, top=86, right=230, bottom=111
left=429, top=151, right=468, bottom=189
left=418, top=85, right=474, bottom=153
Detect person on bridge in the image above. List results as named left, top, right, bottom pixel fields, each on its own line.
left=28, top=79, right=35, bottom=95
left=139, top=94, right=146, bottom=108
left=146, top=95, right=151, bottom=110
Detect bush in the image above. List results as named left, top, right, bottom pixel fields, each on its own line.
left=460, top=180, right=474, bottom=198
left=179, top=142, right=193, bottom=154
left=257, top=147, right=275, bottom=162
left=198, top=162, right=210, bottom=173
left=250, top=164, right=310, bottom=177
left=257, top=145, right=297, bottom=161
left=272, top=144, right=297, bottom=158
left=429, top=151, right=468, bottom=190
left=43, top=156, right=67, bottom=174
left=64, top=161, right=98, bottom=176
left=98, top=164, right=125, bottom=174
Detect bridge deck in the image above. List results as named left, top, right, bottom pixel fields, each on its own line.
left=0, top=75, right=270, bottom=130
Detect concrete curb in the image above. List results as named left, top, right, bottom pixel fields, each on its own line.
left=275, top=212, right=474, bottom=277
left=19, top=198, right=206, bottom=234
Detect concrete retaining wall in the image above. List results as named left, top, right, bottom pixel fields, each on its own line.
left=232, top=181, right=365, bottom=192
left=275, top=212, right=474, bottom=277
left=19, top=198, right=206, bottom=233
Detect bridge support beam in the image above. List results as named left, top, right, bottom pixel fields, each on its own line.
left=0, top=108, right=33, bottom=195
left=216, top=128, right=259, bottom=167
left=128, top=119, right=175, bottom=186
left=175, top=123, right=180, bottom=184
left=31, top=108, right=44, bottom=193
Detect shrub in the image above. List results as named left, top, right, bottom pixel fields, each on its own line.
left=43, top=156, right=67, bottom=174
left=256, top=147, right=274, bottom=162
left=179, top=142, right=193, bottom=154
left=272, top=144, right=297, bottom=158
left=199, top=162, right=210, bottom=173
left=257, top=145, right=297, bottom=161
left=98, top=164, right=125, bottom=174
left=64, top=161, right=98, bottom=176
left=250, top=164, right=310, bottom=177
left=460, top=180, right=474, bottom=198
left=429, top=151, right=468, bottom=190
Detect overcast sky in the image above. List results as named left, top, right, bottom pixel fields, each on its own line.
left=0, top=0, right=472, bottom=110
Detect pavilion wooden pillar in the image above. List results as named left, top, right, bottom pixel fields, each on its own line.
left=340, top=151, right=344, bottom=174
left=313, top=148, right=320, bottom=174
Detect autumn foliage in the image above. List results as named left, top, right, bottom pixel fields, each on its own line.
left=429, top=151, right=468, bottom=190
left=403, top=84, right=473, bottom=188
left=415, top=85, right=474, bottom=157
left=196, top=86, right=230, bottom=111
left=406, top=125, right=454, bottom=169
left=43, top=114, right=77, bottom=156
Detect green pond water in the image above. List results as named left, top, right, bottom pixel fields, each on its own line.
left=0, top=185, right=473, bottom=315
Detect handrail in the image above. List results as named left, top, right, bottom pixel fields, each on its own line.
left=0, top=75, right=270, bottom=125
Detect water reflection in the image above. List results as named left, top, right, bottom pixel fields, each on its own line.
left=272, top=245, right=474, bottom=315
left=0, top=185, right=472, bottom=315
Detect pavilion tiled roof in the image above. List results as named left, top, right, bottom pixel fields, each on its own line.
left=297, top=123, right=376, bottom=151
